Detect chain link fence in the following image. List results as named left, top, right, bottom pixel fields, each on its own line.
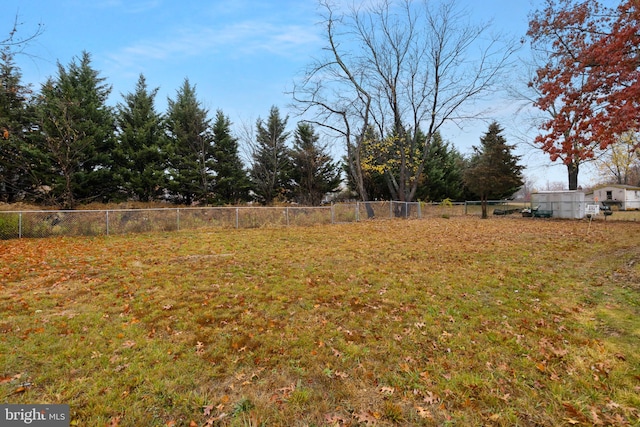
left=0, top=201, right=472, bottom=239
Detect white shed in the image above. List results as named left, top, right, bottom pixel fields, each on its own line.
left=588, top=185, right=640, bottom=210
left=530, top=190, right=586, bottom=219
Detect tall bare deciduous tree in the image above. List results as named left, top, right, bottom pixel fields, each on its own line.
left=594, top=132, right=640, bottom=186
left=293, top=0, right=517, bottom=211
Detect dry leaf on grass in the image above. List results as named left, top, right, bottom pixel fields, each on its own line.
left=423, top=390, right=439, bottom=405
left=324, top=413, right=349, bottom=426
left=121, top=340, right=136, bottom=348
left=379, top=386, right=395, bottom=395
left=334, top=370, right=349, bottom=379
left=415, top=406, right=433, bottom=419
left=355, top=410, right=379, bottom=424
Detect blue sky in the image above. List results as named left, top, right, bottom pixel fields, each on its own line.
left=4, top=0, right=590, bottom=188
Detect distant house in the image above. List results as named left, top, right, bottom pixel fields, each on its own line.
left=587, top=185, right=640, bottom=210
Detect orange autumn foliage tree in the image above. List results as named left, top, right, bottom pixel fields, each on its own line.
left=528, top=0, right=640, bottom=190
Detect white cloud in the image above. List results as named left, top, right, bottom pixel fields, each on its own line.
left=88, top=0, right=161, bottom=13
left=104, top=19, right=321, bottom=72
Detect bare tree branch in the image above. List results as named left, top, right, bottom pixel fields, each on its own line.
left=2, top=13, right=44, bottom=55
left=291, top=0, right=519, bottom=203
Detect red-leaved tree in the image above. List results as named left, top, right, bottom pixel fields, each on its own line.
left=528, top=0, right=640, bottom=190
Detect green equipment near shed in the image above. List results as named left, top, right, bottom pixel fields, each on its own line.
left=533, top=207, right=553, bottom=218
left=529, top=191, right=586, bottom=219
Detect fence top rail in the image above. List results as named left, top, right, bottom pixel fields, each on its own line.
left=463, top=200, right=518, bottom=205
left=0, top=205, right=336, bottom=215
left=0, top=209, right=108, bottom=214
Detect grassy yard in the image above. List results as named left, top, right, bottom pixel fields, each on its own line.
left=1, top=217, right=639, bottom=426
left=607, top=210, right=640, bottom=222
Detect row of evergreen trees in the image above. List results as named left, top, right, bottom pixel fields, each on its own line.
left=1, top=48, right=523, bottom=208
left=0, top=50, right=346, bottom=208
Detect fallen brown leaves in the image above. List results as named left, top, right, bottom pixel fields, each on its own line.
left=1, top=218, right=639, bottom=425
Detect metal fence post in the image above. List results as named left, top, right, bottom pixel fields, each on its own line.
left=177, top=208, right=180, bottom=231
left=106, top=211, right=109, bottom=236
left=331, top=203, right=335, bottom=224
left=356, top=202, right=360, bottom=222
left=285, top=207, right=290, bottom=226
left=18, top=212, right=22, bottom=238
left=235, top=208, right=239, bottom=229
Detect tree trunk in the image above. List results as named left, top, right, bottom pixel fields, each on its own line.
left=364, top=202, right=375, bottom=218
left=63, top=168, right=75, bottom=209
left=481, top=196, right=488, bottom=219
left=567, top=162, right=579, bottom=190
left=347, top=137, right=375, bottom=219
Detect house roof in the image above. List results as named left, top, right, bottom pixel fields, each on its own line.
left=592, top=184, right=640, bottom=191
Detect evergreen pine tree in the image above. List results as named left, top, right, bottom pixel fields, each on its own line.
left=249, top=106, right=292, bottom=204
left=463, top=122, right=524, bottom=218
left=0, top=47, right=37, bottom=202
left=34, top=51, right=115, bottom=208
left=417, top=131, right=465, bottom=202
left=290, top=122, right=341, bottom=205
left=114, top=74, right=167, bottom=202
left=165, top=78, right=213, bottom=205
left=211, top=110, right=250, bottom=205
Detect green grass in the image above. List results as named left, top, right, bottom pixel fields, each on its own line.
left=1, top=217, right=639, bottom=426
left=606, top=210, right=640, bottom=221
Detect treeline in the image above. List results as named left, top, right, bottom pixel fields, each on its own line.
left=0, top=49, right=518, bottom=208
left=0, top=50, right=344, bottom=208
